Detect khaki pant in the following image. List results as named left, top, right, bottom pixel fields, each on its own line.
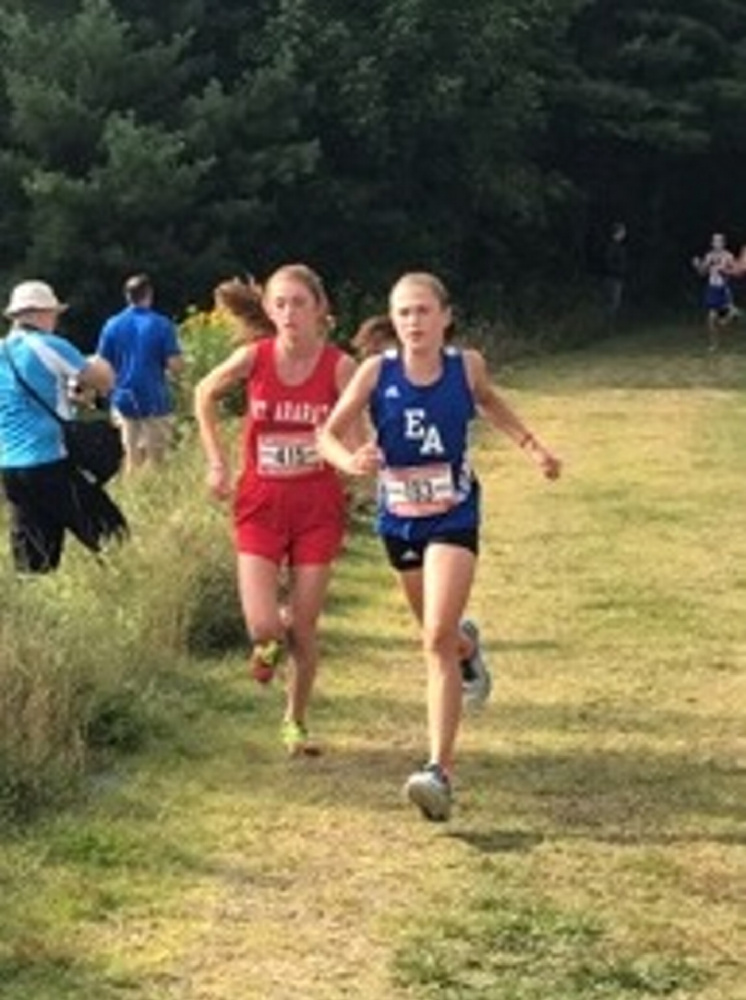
left=113, top=412, right=173, bottom=468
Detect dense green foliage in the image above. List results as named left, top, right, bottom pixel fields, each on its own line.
left=1, top=0, right=745, bottom=330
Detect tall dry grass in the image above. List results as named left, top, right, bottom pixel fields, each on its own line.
left=0, top=423, right=245, bottom=821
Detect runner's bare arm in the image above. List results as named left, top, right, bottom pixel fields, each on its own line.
left=319, top=357, right=382, bottom=476
left=194, top=345, right=254, bottom=486
left=465, top=349, right=562, bottom=480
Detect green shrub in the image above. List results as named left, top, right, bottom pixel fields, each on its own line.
left=185, top=558, right=246, bottom=656
left=175, top=306, right=244, bottom=420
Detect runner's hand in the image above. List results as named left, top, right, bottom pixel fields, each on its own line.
left=207, top=462, right=232, bottom=500
left=348, top=442, right=382, bottom=477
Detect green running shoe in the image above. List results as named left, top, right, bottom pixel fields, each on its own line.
left=250, top=639, right=283, bottom=685
left=281, top=720, right=322, bottom=758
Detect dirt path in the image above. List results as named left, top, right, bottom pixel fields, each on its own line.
left=73, top=649, right=485, bottom=1000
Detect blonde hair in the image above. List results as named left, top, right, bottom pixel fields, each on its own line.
left=262, top=264, right=333, bottom=335
left=264, top=263, right=329, bottom=307
left=389, top=272, right=451, bottom=310
left=389, top=271, right=456, bottom=340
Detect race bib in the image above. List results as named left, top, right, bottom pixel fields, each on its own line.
left=257, top=430, right=323, bottom=477
left=382, top=463, right=456, bottom=517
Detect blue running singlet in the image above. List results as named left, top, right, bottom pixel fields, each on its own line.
left=370, top=347, right=480, bottom=541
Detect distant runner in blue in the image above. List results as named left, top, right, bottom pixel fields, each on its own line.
left=319, top=272, right=561, bottom=822
left=691, top=233, right=740, bottom=351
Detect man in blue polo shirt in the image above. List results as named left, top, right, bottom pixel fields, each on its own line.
left=97, top=274, right=184, bottom=474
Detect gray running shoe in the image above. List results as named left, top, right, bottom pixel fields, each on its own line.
left=404, top=763, right=452, bottom=822
left=460, top=619, right=492, bottom=708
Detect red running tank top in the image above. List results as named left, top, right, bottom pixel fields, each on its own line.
left=242, top=337, right=344, bottom=483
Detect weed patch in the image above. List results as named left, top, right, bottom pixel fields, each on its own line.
left=394, top=894, right=708, bottom=998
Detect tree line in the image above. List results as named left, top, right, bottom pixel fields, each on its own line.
left=1, top=0, right=745, bottom=338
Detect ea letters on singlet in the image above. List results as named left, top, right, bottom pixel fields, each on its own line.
left=379, top=408, right=454, bottom=517
left=404, top=409, right=446, bottom=456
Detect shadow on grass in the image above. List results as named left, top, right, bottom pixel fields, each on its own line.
left=68, top=659, right=746, bottom=875
left=323, top=625, right=410, bottom=653
left=490, top=638, right=563, bottom=654
left=446, top=829, right=545, bottom=854
left=218, top=728, right=746, bottom=854
left=0, top=952, right=167, bottom=1000
left=460, top=744, right=746, bottom=847
left=492, top=698, right=745, bottom=740
left=20, top=706, right=741, bottom=924
left=152, top=669, right=746, bottom=846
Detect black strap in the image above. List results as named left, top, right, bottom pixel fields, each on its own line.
left=3, top=338, right=67, bottom=426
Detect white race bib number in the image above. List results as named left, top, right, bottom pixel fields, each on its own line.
left=257, top=431, right=322, bottom=477
left=382, top=463, right=456, bottom=517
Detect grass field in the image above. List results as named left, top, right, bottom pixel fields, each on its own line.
left=0, top=322, right=745, bottom=999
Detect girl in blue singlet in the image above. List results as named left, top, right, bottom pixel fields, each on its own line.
left=319, top=272, right=561, bottom=822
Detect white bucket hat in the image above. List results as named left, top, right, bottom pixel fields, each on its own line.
left=4, top=280, right=68, bottom=318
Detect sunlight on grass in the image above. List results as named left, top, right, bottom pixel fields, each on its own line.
left=0, top=324, right=745, bottom=999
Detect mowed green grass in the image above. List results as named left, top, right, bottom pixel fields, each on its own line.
left=0, top=323, right=745, bottom=999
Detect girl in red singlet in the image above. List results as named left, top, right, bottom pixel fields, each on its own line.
left=194, top=264, right=359, bottom=756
